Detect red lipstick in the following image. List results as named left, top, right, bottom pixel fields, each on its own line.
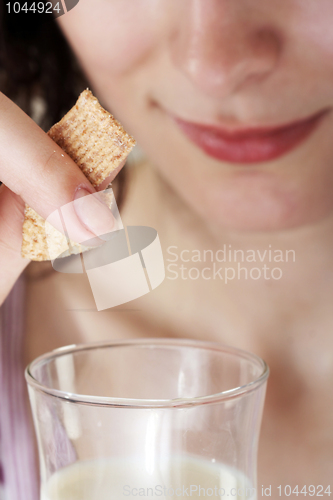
left=174, top=111, right=326, bottom=164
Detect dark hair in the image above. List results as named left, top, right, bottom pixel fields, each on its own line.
left=0, top=3, right=127, bottom=206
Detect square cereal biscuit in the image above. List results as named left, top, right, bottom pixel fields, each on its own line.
left=21, top=90, right=135, bottom=261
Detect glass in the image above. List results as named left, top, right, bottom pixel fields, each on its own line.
left=25, top=339, right=269, bottom=500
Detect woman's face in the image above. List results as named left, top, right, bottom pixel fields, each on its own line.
left=59, top=0, right=333, bottom=231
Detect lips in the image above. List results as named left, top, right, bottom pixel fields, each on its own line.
left=173, top=111, right=327, bottom=164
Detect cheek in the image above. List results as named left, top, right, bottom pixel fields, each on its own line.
left=292, top=1, right=333, bottom=64
left=58, top=0, right=161, bottom=75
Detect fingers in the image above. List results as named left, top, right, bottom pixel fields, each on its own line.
left=0, top=91, right=129, bottom=304
left=0, top=92, right=119, bottom=242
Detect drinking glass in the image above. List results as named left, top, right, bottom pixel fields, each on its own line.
left=25, top=339, right=269, bottom=500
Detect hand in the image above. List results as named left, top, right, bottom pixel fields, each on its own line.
left=0, top=91, right=125, bottom=305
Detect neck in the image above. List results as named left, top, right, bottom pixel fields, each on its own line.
left=122, top=160, right=333, bottom=344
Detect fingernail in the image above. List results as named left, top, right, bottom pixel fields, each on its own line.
left=74, top=188, right=115, bottom=240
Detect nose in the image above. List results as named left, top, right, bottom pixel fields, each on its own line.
left=169, top=0, right=281, bottom=97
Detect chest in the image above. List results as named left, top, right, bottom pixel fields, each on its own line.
left=25, top=270, right=333, bottom=493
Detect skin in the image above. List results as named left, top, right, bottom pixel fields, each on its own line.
left=58, top=0, right=333, bottom=232
left=0, top=93, right=123, bottom=304
left=1, top=0, right=332, bottom=496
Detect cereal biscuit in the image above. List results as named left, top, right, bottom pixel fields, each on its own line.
left=21, top=90, right=135, bottom=261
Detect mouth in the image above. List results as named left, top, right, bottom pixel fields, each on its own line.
left=172, top=110, right=328, bottom=164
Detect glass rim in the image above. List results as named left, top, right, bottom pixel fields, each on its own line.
left=25, top=338, right=269, bottom=408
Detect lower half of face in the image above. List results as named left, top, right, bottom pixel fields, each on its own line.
left=59, top=0, right=333, bottom=232
left=99, top=90, right=333, bottom=232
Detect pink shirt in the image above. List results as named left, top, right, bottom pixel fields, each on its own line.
left=0, top=277, right=38, bottom=500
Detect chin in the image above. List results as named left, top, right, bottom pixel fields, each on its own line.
left=205, top=201, right=322, bottom=233
left=196, top=174, right=333, bottom=233
left=209, top=202, right=303, bottom=232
